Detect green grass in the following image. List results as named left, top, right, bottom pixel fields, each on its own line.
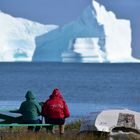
left=0, top=131, right=107, bottom=140
left=65, top=120, right=81, bottom=130
left=0, top=120, right=140, bottom=140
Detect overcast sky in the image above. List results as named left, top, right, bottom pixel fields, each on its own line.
left=0, top=0, right=139, bottom=25
left=0, top=0, right=91, bottom=25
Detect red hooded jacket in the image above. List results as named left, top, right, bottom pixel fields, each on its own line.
left=42, top=88, right=70, bottom=119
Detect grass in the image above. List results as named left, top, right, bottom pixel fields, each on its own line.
left=0, top=120, right=140, bottom=140
left=0, top=131, right=107, bottom=140
left=65, top=120, right=81, bottom=130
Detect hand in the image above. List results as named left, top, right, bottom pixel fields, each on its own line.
left=39, top=102, right=44, bottom=107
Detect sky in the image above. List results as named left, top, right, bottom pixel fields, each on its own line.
left=0, top=0, right=91, bottom=25
left=0, top=0, right=140, bottom=58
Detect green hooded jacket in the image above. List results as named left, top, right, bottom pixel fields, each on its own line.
left=19, top=91, right=42, bottom=121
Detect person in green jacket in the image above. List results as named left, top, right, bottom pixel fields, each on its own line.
left=17, top=90, right=42, bottom=132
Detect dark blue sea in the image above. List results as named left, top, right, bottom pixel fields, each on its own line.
left=0, top=62, right=140, bottom=122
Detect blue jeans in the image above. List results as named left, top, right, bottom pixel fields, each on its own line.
left=23, top=119, right=42, bottom=132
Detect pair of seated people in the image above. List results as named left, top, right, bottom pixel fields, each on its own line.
left=15, top=88, right=70, bottom=134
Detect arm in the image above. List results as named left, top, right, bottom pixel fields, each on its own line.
left=10, top=102, right=24, bottom=114
left=34, top=100, right=42, bottom=114
left=41, top=101, right=48, bottom=116
left=9, top=109, right=20, bottom=113
left=63, top=101, right=70, bottom=118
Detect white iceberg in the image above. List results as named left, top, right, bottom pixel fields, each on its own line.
left=33, top=0, right=140, bottom=63
left=0, top=11, right=58, bottom=61
left=93, top=0, right=140, bottom=62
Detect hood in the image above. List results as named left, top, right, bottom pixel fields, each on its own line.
left=25, top=90, right=36, bottom=100
left=50, top=88, right=63, bottom=99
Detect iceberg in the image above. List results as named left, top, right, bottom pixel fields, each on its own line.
left=93, top=0, right=139, bottom=62
left=0, top=0, right=140, bottom=62
left=32, top=5, right=105, bottom=62
left=33, top=0, right=140, bottom=63
left=0, top=11, right=58, bottom=61
left=62, top=38, right=106, bottom=63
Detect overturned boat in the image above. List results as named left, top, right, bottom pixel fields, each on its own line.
left=80, top=109, right=140, bottom=134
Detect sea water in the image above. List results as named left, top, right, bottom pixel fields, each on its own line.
left=0, top=62, right=140, bottom=122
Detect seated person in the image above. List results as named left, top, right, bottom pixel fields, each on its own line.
left=41, top=88, right=70, bottom=135
left=14, top=90, right=42, bottom=132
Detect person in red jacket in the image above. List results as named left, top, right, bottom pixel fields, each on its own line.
left=42, top=88, right=70, bottom=135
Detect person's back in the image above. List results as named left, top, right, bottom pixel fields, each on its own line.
left=42, top=88, right=70, bottom=134
left=19, top=91, right=42, bottom=132
left=20, top=100, right=40, bottom=120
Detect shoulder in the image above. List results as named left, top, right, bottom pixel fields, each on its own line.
left=31, top=100, right=40, bottom=106
left=21, top=101, right=27, bottom=105
left=44, top=99, right=51, bottom=104
left=62, top=99, right=66, bottom=104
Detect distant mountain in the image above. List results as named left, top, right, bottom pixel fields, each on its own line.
left=0, top=11, right=58, bottom=61
left=32, top=0, right=140, bottom=63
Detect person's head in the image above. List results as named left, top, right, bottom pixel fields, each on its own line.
left=50, top=88, right=63, bottom=99
left=25, top=90, right=36, bottom=100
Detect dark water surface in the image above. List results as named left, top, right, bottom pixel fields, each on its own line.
left=0, top=62, right=140, bottom=120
